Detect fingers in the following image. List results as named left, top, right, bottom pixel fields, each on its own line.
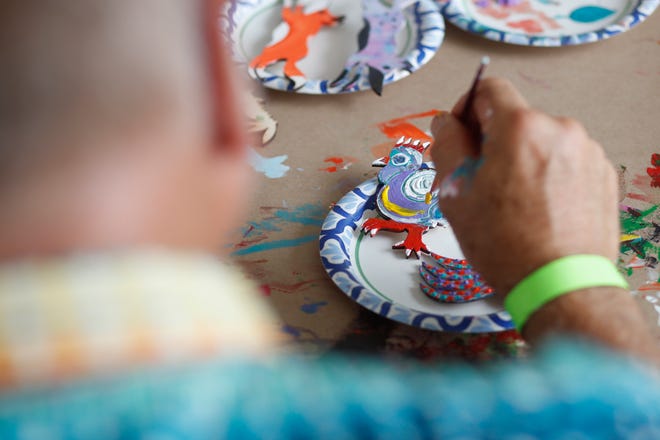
left=430, top=113, right=476, bottom=190
left=472, top=77, right=529, bottom=130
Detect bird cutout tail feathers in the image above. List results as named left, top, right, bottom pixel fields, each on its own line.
left=419, top=253, right=495, bottom=303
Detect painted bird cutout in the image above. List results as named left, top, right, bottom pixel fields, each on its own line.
left=331, top=0, right=416, bottom=95
left=362, top=137, right=495, bottom=303
left=362, top=136, right=441, bottom=258
left=249, top=1, right=344, bottom=91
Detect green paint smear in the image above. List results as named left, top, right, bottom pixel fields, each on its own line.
left=619, top=205, right=660, bottom=274
left=620, top=205, right=658, bottom=234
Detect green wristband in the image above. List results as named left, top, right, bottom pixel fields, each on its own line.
left=504, top=255, right=629, bottom=333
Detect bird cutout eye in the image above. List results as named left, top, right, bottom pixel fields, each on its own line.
left=391, top=152, right=410, bottom=166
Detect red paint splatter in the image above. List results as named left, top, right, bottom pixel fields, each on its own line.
left=647, top=154, right=660, bottom=187
left=633, top=173, right=652, bottom=189
left=233, top=235, right=268, bottom=249
left=319, top=156, right=359, bottom=173
left=269, top=279, right=320, bottom=294
left=243, top=225, right=255, bottom=238
left=627, top=192, right=652, bottom=203
left=237, top=259, right=269, bottom=279
left=507, top=19, right=544, bottom=34
left=260, top=284, right=272, bottom=296
left=517, top=71, right=551, bottom=90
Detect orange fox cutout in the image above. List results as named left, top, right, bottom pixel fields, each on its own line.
left=250, top=6, right=343, bottom=86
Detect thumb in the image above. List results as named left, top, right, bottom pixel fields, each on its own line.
left=430, top=112, right=476, bottom=190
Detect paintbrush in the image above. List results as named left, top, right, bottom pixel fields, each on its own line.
left=459, top=55, right=490, bottom=149
left=426, top=56, right=489, bottom=202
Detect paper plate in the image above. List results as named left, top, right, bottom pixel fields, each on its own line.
left=440, top=0, right=659, bottom=47
left=319, top=178, right=514, bottom=333
left=221, top=0, right=445, bottom=94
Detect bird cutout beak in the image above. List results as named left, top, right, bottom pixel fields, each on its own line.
left=372, top=156, right=389, bottom=167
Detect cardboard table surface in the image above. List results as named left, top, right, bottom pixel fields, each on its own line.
left=229, top=11, right=660, bottom=358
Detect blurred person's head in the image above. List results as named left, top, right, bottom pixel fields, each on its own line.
left=0, top=0, right=251, bottom=260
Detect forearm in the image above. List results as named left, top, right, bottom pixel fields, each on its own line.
left=523, top=286, right=660, bottom=366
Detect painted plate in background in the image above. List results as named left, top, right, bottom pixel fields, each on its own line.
left=440, top=0, right=659, bottom=47
left=319, top=178, right=514, bottom=333
left=221, top=0, right=445, bottom=94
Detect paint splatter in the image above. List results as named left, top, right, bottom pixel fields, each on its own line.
left=320, top=156, right=359, bottom=173
left=233, top=235, right=317, bottom=256
left=280, top=324, right=332, bottom=352
left=269, top=280, right=320, bottom=294
left=248, top=148, right=290, bottom=179
left=300, top=301, right=328, bottom=314
left=507, top=19, right=544, bottom=33
left=517, top=71, right=552, bottom=90
left=619, top=154, right=660, bottom=286
left=232, top=204, right=326, bottom=256
left=647, top=153, right=660, bottom=187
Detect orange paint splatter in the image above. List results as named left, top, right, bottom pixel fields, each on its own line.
left=507, top=19, right=544, bottom=34
left=639, top=283, right=660, bottom=292
left=320, top=156, right=358, bottom=173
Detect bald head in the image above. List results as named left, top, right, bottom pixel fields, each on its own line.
left=0, top=0, right=212, bottom=186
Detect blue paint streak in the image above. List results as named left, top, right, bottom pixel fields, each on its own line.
left=245, top=204, right=325, bottom=234
left=569, top=6, right=615, bottom=23
left=232, top=234, right=318, bottom=256
left=281, top=325, right=300, bottom=337
left=274, top=204, right=325, bottom=226
left=300, top=301, right=328, bottom=314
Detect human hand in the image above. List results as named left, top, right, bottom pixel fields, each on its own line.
left=430, top=77, right=619, bottom=296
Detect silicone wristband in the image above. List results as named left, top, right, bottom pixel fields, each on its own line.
left=504, top=255, right=629, bottom=332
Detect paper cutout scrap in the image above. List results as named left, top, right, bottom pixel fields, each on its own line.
left=243, top=91, right=278, bottom=146
left=331, top=0, right=415, bottom=95
left=361, top=136, right=442, bottom=258
left=249, top=4, right=344, bottom=90
left=419, top=253, right=495, bottom=304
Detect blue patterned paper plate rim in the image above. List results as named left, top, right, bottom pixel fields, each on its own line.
left=319, top=178, right=514, bottom=333
left=439, top=0, right=659, bottom=47
left=222, top=0, right=445, bottom=94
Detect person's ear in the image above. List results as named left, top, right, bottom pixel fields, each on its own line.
left=204, top=0, right=246, bottom=156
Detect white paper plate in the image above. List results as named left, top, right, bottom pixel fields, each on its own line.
left=221, top=0, right=445, bottom=94
left=319, top=178, right=514, bottom=333
left=440, top=0, right=659, bottom=47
